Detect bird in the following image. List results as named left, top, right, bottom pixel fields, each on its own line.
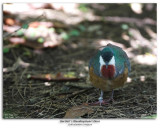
left=89, top=43, right=131, bottom=105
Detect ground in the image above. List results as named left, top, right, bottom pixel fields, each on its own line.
left=3, top=3, right=157, bottom=119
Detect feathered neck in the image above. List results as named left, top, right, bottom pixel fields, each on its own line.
left=99, top=56, right=116, bottom=79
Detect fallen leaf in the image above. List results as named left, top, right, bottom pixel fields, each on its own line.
left=61, top=32, right=69, bottom=40
left=64, top=104, right=94, bottom=118
left=28, top=72, right=81, bottom=82
left=56, top=72, right=64, bottom=79
left=22, top=24, right=29, bottom=29
left=69, top=29, right=80, bottom=36
left=29, top=22, right=40, bottom=28
left=37, top=37, right=44, bottom=43
left=3, top=47, right=10, bottom=53
left=29, top=21, right=53, bottom=28
left=9, top=37, right=25, bottom=44
left=5, top=18, right=15, bottom=26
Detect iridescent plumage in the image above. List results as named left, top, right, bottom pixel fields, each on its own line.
left=89, top=43, right=131, bottom=105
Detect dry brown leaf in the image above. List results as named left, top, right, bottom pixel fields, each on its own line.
left=9, top=37, right=25, bottom=44
left=5, top=18, right=15, bottom=26
left=29, top=21, right=53, bottom=28
left=64, top=104, right=94, bottom=118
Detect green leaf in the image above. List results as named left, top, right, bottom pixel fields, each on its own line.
left=30, top=31, right=36, bottom=38
left=3, top=48, right=10, bottom=53
left=49, top=28, right=55, bottom=32
left=87, top=25, right=101, bottom=32
left=38, top=37, right=44, bottom=43
left=23, top=51, right=31, bottom=56
left=128, top=31, right=133, bottom=36
left=61, top=32, right=69, bottom=40
left=64, top=72, right=76, bottom=78
left=78, top=25, right=86, bottom=32
left=78, top=4, right=88, bottom=12
left=27, top=74, right=31, bottom=79
left=121, top=24, right=129, bottom=30
left=69, top=29, right=80, bottom=36
left=22, top=24, right=29, bottom=29
left=16, top=29, right=24, bottom=36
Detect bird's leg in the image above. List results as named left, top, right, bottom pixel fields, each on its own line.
left=98, top=90, right=104, bottom=106
left=88, top=90, right=104, bottom=106
left=104, top=90, right=114, bottom=103
left=89, top=90, right=115, bottom=106
left=88, top=90, right=109, bottom=106
left=110, top=90, right=114, bottom=101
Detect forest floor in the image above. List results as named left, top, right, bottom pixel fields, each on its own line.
left=3, top=3, right=157, bottom=119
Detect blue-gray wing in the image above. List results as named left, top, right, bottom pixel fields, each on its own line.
left=89, top=51, right=101, bottom=77
left=107, top=44, right=131, bottom=77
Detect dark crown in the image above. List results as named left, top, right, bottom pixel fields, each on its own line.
left=101, top=51, right=113, bottom=62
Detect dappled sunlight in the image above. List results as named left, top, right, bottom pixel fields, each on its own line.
left=140, top=75, right=145, bottom=82
left=3, top=3, right=98, bottom=26
left=42, top=6, right=98, bottom=25
left=44, top=82, right=51, bottom=86
left=92, top=27, right=157, bottom=66
left=98, top=40, right=126, bottom=49
left=93, top=39, right=133, bottom=58
left=133, top=54, right=157, bottom=65
left=127, top=75, right=146, bottom=83
left=122, top=33, right=130, bottom=41
left=127, top=77, right=132, bottom=83
left=9, top=37, right=25, bottom=44
left=128, top=27, right=157, bottom=57
left=3, top=3, right=81, bottom=14
left=145, top=27, right=157, bottom=39
left=3, top=3, right=157, bottom=69
left=3, top=25, right=20, bottom=33
left=50, top=3, right=81, bottom=15
left=3, top=3, right=33, bottom=14
left=130, top=3, right=143, bottom=14
left=4, top=3, right=157, bottom=54
left=104, top=16, right=156, bottom=27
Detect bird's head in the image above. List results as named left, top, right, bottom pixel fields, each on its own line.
left=99, top=48, right=116, bottom=79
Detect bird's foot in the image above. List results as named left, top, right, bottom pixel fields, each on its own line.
left=88, top=97, right=114, bottom=106
left=88, top=100, right=108, bottom=106
left=103, top=97, right=114, bottom=103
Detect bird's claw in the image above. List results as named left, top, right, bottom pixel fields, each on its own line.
left=88, top=100, right=109, bottom=106
left=88, top=98, right=114, bottom=106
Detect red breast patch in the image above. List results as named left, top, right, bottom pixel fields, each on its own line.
left=101, top=65, right=115, bottom=79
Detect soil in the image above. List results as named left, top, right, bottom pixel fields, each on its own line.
left=3, top=3, right=157, bottom=119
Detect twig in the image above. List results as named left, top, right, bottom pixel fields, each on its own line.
left=3, top=57, right=30, bottom=73
left=50, top=112, right=66, bottom=118
left=113, top=96, right=138, bottom=105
